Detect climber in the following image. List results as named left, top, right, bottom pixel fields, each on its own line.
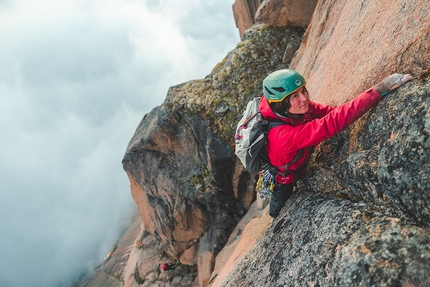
left=160, top=260, right=180, bottom=271
left=260, top=69, right=413, bottom=218
left=104, top=251, right=114, bottom=262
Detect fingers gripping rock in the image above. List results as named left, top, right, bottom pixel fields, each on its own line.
left=373, top=73, right=413, bottom=96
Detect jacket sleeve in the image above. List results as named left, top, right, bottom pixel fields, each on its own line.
left=309, top=101, right=335, bottom=118
left=270, top=88, right=383, bottom=152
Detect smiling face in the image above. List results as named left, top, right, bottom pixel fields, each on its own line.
left=288, top=86, right=310, bottom=115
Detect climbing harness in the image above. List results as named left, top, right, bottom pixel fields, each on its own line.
left=255, top=147, right=309, bottom=207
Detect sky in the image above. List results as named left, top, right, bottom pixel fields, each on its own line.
left=0, top=0, right=239, bottom=286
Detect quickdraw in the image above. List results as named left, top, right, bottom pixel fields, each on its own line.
left=256, top=170, right=276, bottom=207
left=255, top=147, right=310, bottom=207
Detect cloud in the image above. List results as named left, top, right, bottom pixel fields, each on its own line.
left=0, top=0, right=238, bottom=286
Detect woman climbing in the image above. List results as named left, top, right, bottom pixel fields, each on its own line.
left=260, top=69, right=413, bottom=218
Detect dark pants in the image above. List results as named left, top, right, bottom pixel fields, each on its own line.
left=269, top=183, right=294, bottom=218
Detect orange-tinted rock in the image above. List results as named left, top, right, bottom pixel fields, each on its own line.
left=232, top=0, right=263, bottom=39
left=291, top=0, right=430, bottom=105
left=100, top=213, right=142, bottom=278
left=208, top=201, right=272, bottom=286
left=255, top=0, right=318, bottom=28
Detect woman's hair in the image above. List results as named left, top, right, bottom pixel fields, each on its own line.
left=270, top=96, right=291, bottom=117
left=269, top=86, right=308, bottom=117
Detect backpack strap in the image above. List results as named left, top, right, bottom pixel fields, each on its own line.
left=268, top=120, right=287, bottom=129
left=280, top=149, right=303, bottom=170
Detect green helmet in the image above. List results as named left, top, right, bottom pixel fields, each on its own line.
left=262, top=69, right=306, bottom=103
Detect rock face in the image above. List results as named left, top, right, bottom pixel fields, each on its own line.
left=290, top=0, right=430, bottom=105
left=232, top=0, right=262, bottom=39
left=255, top=0, right=318, bottom=29
left=73, top=212, right=141, bottom=287
left=213, top=79, right=430, bottom=287
left=79, top=0, right=430, bottom=286
left=122, top=25, right=304, bottom=287
left=232, top=0, right=317, bottom=39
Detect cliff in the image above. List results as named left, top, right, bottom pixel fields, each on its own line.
left=77, top=0, right=430, bottom=286
left=232, top=0, right=318, bottom=39
left=121, top=24, right=305, bottom=287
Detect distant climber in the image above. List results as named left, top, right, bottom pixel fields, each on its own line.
left=258, top=69, right=413, bottom=218
left=103, top=251, right=114, bottom=262
left=160, top=260, right=180, bottom=271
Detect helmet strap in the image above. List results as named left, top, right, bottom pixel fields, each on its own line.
left=270, top=97, right=291, bottom=117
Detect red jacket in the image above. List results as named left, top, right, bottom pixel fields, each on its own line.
left=259, top=88, right=383, bottom=184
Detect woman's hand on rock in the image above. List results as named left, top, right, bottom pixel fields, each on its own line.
left=374, top=73, right=414, bottom=96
